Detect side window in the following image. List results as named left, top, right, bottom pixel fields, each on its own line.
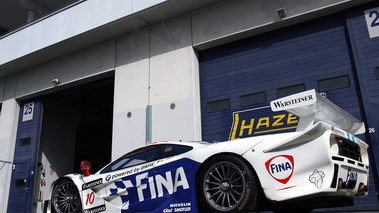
left=162, top=144, right=193, bottom=158
left=100, top=144, right=193, bottom=173
left=100, top=145, right=162, bottom=173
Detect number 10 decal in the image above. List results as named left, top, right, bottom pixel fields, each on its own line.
left=365, top=7, right=379, bottom=38
left=86, top=192, right=95, bottom=205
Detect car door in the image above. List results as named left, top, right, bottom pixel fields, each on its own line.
left=101, top=145, right=163, bottom=212
left=127, top=144, right=195, bottom=212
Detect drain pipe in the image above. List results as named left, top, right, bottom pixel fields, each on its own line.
left=18, top=0, right=51, bottom=22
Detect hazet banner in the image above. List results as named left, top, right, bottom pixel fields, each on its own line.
left=229, top=106, right=299, bottom=140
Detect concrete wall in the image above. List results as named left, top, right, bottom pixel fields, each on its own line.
left=15, top=40, right=116, bottom=98
left=114, top=29, right=150, bottom=157
left=192, top=0, right=371, bottom=49
left=113, top=14, right=202, bottom=160
left=0, top=74, right=19, bottom=212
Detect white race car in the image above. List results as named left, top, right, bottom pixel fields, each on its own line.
left=48, top=89, right=369, bottom=213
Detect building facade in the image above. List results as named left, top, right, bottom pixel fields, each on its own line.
left=0, top=0, right=379, bottom=212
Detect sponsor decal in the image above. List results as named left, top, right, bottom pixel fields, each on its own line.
left=271, top=95, right=314, bottom=110
left=109, top=167, right=189, bottom=202
left=229, top=106, right=298, bottom=140
left=270, top=90, right=317, bottom=112
left=238, top=182, right=250, bottom=211
left=173, top=207, right=191, bottom=212
left=83, top=204, right=106, bottom=213
left=110, top=162, right=156, bottom=180
left=331, top=126, right=345, bottom=137
left=105, top=175, right=111, bottom=181
left=346, top=169, right=358, bottom=184
left=309, top=169, right=325, bottom=189
left=40, top=179, right=46, bottom=187
left=82, top=178, right=103, bottom=190
left=163, top=202, right=192, bottom=212
left=265, top=155, right=294, bottom=184
left=346, top=133, right=359, bottom=144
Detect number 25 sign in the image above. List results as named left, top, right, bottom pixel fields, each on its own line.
left=365, top=7, right=379, bottom=38
left=22, top=102, right=34, bottom=122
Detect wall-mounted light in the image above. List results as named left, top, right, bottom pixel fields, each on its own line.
left=52, top=79, right=60, bottom=85
left=276, top=8, right=286, bottom=18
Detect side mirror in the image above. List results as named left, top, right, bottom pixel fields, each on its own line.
left=80, top=161, right=90, bottom=177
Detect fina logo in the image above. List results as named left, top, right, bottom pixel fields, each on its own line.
left=265, top=155, right=294, bottom=184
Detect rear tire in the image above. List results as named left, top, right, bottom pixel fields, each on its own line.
left=51, top=179, right=82, bottom=213
left=197, top=155, right=258, bottom=213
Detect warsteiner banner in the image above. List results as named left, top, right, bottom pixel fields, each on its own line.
left=229, top=106, right=299, bottom=140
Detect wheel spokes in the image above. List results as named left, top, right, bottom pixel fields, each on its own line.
left=54, top=181, right=81, bottom=213
left=203, top=161, right=246, bottom=210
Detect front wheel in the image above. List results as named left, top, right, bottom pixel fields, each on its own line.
left=197, top=155, right=258, bottom=213
left=51, top=179, right=82, bottom=213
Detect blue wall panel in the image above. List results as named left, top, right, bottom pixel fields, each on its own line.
left=200, top=13, right=364, bottom=141
left=199, top=11, right=379, bottom=211
left=8, top=99, right=42, bottom=213
left=345, top=2, right=379, bottom=212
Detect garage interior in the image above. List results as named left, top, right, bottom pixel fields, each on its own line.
left=38, top=76, right=114, bottom=177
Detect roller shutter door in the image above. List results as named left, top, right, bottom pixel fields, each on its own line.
left=199, top=12, right=378, bottom=211
left=8, top=98, right=43, bottom=213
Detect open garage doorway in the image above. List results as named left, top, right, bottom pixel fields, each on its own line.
left=37, top=76, right=114, bottom=192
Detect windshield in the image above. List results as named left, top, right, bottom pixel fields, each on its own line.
left=100, top=144, right=193, bottom=174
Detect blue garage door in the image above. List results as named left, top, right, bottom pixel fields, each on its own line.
left=8, top=98, right=42, bottom=213
left=199, top=12, right=379, bottom=211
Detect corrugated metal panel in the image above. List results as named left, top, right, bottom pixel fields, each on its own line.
left=199, top=12, right=379, bottom=211
left=352, top=6, right=379, bottom=103
left=200, top=13, right=364, bottom=140
left=8, top=98, right=42, bottom=213
left=345, top=2, right=379, bottom=212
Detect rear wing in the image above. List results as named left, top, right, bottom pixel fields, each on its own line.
left=270, top=89, right=365, bottom=135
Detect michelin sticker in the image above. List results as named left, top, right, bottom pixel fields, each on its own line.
left=164, top=202, right=192, bottom=212
left=309, top=169, right=325, bottom=189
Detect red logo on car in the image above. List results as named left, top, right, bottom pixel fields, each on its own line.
left=265, top=155, right=294, bottom=184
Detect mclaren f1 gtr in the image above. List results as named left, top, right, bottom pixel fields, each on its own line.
left=48, top=89, right=369, bottom=213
